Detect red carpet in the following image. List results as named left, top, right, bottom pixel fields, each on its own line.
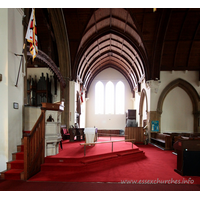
left=2, top=145, right=24, bottom=180
left=55, top=136, right=138, bottom=157
left=27, top=137, right=200, bottom=184
left=1, top=180, right=200, bottom=191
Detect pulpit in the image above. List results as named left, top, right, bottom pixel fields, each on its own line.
left=173, top=138, right=200, bottom=176
left=42, top=102, right=64, bottom=157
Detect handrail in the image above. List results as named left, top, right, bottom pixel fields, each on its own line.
left=23, top=110, right=45, bottom=180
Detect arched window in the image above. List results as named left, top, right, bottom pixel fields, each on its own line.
left=105, top=81, right=114, bottom=114
left=116, top=81, right=125, bottom=114
left=95, top=81, right=104, bottom=114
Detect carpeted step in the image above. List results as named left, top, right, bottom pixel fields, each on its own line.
left=8, top=160, right=24, bottom=170
left=15, top=152, right=24, bottom=160
left=3, top=169, right=24, bottom=180
left=29, top=150, right=147, bottom=182
left=85, top=151, right=146, bottom=166
left=81, top=154, right=119, bottom=164
left=41, top=162, right=84, bottom=171
left=44, top=157, right=83, bottom=164
left=1, top=141, right=24, bottom=181
left=43, top=149, right=145, bottom=166
left=117, top=149, right=144, bottom=156
left=120, top=151, right=146, bottom=161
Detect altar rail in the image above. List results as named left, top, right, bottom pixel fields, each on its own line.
left=80, top=139, right=135, bottom=156
left=23, top=110, right=45, bottom=180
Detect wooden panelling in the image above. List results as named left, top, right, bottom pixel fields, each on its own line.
left=125, top=127, right=144, bottom=143
left=98, top=130, right=121, bottom=136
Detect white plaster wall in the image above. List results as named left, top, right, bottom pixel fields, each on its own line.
left=142, top=95, right=147, bottom=120
left=152, top=71, right=198, bottom=133
left=75, top=81, right=80, bottom=124
left=23, top=106, right=41, bottom=131
left=151, top=71, right=200, bottom=111
left=161, top=87, right=193, bottom=133
left=0, top=8, right=9, bottom=172
left=134, top=92, right=140, bottom=123
left=0, top=9, right=24, bottom=172
left=69, top=81, right=76, bottom=126
left=86, top=68, right=133, bottom=130
left=80, top=90, right=86, bottom=128
left=8, top=8, right=24, bottom=164
left=69, top=81, right=84, bottom=127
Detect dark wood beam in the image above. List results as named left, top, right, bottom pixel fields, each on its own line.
left=151, top=8, right=172, bottom=80
left=173, top=9, right=189, bottom=68
left=187, top=19, right=200, bottom=67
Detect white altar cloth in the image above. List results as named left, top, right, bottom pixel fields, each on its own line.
left=84, top=128, right=96, bottom=143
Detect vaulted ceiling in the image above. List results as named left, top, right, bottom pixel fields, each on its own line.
left=26, top=8, right=200, bottom=93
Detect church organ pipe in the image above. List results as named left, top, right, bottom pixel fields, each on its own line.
left=27, top=72, right=53, bottom=106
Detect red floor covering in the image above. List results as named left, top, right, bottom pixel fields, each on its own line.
left=1, top=180, right=200, bottom=191
left=55, top=136, right=138, bottom=157
left=27, top=137, right=200, bottom=185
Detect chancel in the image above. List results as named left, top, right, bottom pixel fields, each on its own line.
left=1, top=7, right=200, bottom=192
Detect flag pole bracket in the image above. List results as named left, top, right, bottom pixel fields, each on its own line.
left=14, top=53, right=23, bottom=57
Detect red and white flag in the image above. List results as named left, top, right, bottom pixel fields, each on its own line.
left=25, top=8, right=38, bottom=61
left=80, top=87, right=84, bottom=103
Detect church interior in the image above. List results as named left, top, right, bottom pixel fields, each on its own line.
left=1, top=6, right=200, bottom=193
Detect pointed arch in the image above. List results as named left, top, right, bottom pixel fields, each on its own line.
left=157, top=78, right=200, bottom=114
left=157, top=78, right=200, bottom=132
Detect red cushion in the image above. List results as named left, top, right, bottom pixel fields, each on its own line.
left=63, top=128, right=70, bottom=135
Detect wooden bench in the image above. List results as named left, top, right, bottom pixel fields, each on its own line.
left=80, top=139, right=136, bottom=156
left=174, top=133, right=200, bottom=142
left=150, top=133, right=172, bottom=150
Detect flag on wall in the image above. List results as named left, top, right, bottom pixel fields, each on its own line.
left=25, top=8, right=38, bottom=61
left=80, top=87, right=84, bottom=103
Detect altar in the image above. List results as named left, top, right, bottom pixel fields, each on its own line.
left=84, top=128, right=98, bottom=143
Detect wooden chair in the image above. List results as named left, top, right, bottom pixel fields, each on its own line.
left=61, top=126, right=70, bottom=140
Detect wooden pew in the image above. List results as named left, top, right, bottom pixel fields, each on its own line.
left=150, top=132, right=172, bottom=150
left=80, top=139, right=136, bottom=156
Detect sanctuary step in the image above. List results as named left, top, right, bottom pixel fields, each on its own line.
left=82, top=150, right=145, bottom=164
left=29, top=148, right=146, bottom=180
left=41, top=162, right=84, bottom=171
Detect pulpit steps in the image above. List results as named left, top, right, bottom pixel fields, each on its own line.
left=1, top=144, right=24, bottom=180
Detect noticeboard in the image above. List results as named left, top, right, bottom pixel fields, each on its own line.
left=151, top=120, right=159, bottom=132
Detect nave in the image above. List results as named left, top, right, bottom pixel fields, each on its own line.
left=23, top=137, right=200, bottom=184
